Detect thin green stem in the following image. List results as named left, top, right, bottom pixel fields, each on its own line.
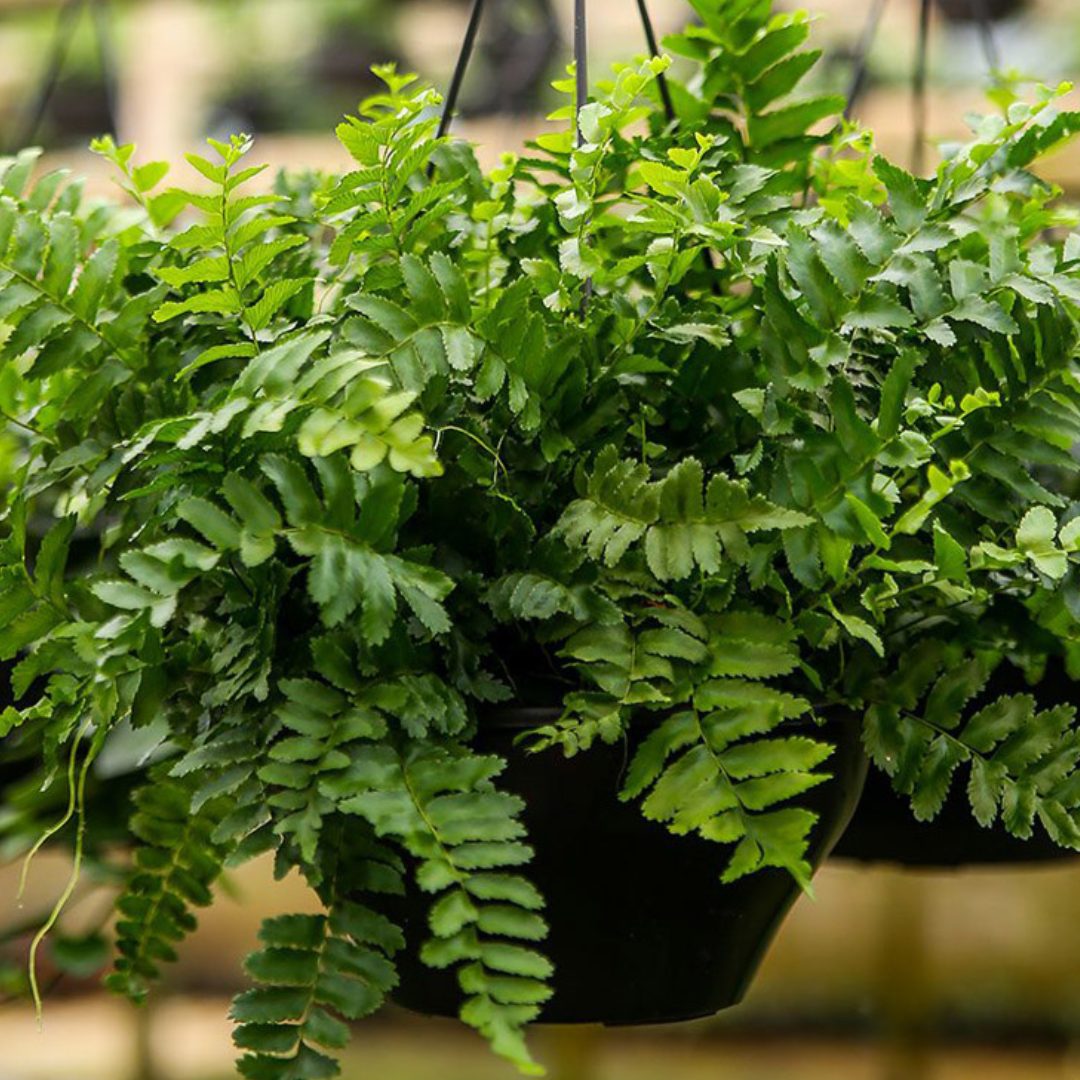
left=220, top=182, right=261, bottom=354
left=1, top=409, right=48, bottom=439
left=433, top=425, right=509, bottom=483
left=17, top=720, right=89, bottom=903
left=378, top=157, right=405, bottom=260
left=28, top=727, right=97, bottom=1023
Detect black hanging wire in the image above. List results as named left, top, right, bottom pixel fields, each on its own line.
left=579, top=0, right=716, bottom=297
left=89, top=0, right=120, bottom=141
left=433, top=0, right=486, bottom=146
left=573, top=0, right=593, bottom=310
left=432, top=0, right=673, bottom=158
left=911, top=0, right=932, bottom=174
left=634, top=0, right=675, bottom=122
left=426, top=0, right=485, bottom=180
left=844, top=0, right=889, bottom=119
left=969, top=0, right=1000, bottom=75
left=844, top=0, right=1004, bottom=175
left=634, top=0, right=719, bottom=286
left=429, top=0, right=709, bottom=302
left=573, top=0, right=588, bottom=147
left=10, top=0, right=83, bottom=152
left=9, top=0, right=120, bottom=154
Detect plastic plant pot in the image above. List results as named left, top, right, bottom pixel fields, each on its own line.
left=387, top=707, right=868, bottom=1025
left=833, top=661, right=1076, bottom=867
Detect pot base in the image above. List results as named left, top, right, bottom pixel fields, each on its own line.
left=386, top=709, right=868, bottom=1026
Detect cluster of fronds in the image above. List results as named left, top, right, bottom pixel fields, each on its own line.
left=4, top=0, right=1080, bottom=1074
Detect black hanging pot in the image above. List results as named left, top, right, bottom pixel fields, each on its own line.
left=832, top=661, right=1077, bottom=867
left=388, top=707, right=868, bottom=1026
left=831, top=764, right=1070, bottom=866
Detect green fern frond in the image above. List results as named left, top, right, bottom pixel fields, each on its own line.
left=0, top=178, right=158, bottom=382
left=556, top=449, right=812, bottom=580
left=525, top=604, right=711, bottom=756
left=620, top=616, right=831, bottom=887
left=91, top=135, right=183, bottom=230
left=342, top=253, right=482, bottom=394
left=338, top=742, right=550, bottom=1075
left=321, top=66, right=459, bottom=267
left=85, top=454, right=451, bottom=644
left=153, top=135, right=313, bottom=351
left=258, top=678, right=388, bottom=865
left=233, top=901, right=402, bottom=1080
left=147, top=327, right=444, bottom=477
left=864, top=647, right=1080, bottom=847
left=106, top=777, right=230, bottom=1003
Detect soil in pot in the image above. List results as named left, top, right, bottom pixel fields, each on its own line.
left=833, top=660, right=1076, bottom=867
left=385, top=707, right=868, bottom=1026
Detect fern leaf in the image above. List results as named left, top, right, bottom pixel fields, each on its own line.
left=339, top=743, right=550, bottom=1075
left=624, top=692, right=831, bottom=887
left=154, top=135, right=313, bottom=344
left=864, top=657, right=1080, bottom=846
left=233, top=901, right=401, bottom=1080
left=106, top=778, right=229, bottom=1003
left=556, top=450, right=811, bottom=580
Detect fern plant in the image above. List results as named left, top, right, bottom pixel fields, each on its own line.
left=5, top=0, right=1080, bottom=1072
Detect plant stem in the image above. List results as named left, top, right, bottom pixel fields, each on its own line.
left=28, top=725, right=97, bottom=1023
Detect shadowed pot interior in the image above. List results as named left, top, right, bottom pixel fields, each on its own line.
left=386, top=707, right=868, bottom=1026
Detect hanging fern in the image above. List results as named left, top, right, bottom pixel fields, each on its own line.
left=5, top=2, right=1080, bottom=1075
left=864, top=641, right=1080, bottom=846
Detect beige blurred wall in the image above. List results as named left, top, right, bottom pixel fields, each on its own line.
left=7, top=849, right=1080, bottom=1020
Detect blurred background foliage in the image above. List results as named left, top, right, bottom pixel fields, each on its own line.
left=3, top=1, right=1080, bottom=1078
left=0, top=0, right=1078, bottom=178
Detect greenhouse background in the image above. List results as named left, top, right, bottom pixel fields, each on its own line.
left=2, top=0, right=1080, bottom=1078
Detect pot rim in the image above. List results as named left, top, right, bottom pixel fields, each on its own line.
left=480, top=706, right=563, bottom=730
